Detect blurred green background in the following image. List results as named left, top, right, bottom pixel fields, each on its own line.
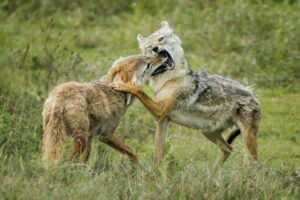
left=0, top=0, right=299, bottom=199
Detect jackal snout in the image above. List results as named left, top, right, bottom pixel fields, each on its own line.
left=152, top=46, right=159, bottom=53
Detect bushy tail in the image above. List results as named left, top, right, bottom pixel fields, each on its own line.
left=42, top=104, right=66, bottom=168
left=227, top=128, right=241, bottom=144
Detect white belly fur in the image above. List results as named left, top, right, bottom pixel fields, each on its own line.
left=169, top=109, right=231, bottom=133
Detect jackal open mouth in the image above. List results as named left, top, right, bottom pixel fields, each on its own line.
left=152, top=50, right=175, bottom=76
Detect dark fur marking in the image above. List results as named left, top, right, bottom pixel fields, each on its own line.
left=193, top=80, right=199, bottom=94
left=188, top=69, right=194, bottom=76
left=198, top=70, right=208, bottom=77
left=252, top=108, right=261, bottom=120
left=236, top=88, right=249, bottom=97
left=196, top=86, right=211, bottom=102
left=177, top=70, right=200, bottom=100
left=112, top=111, right=116, bottom=118
left=236, top=103, right=244, bottom=115
left=89, top=114, right=97, bottom=123
left=192, top=72, right=199, bottom=94
left=53, top=112, right=59, bottom=119
left=227, top=129, right=241, bottom=144
left=203, top=86, right=211, bottom=93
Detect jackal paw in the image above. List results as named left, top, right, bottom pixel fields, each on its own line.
left=110, top=83, right=138, bottom=94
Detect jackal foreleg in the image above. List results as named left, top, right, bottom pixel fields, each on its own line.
left=155, top=118, right=168, bottom=160
left=110, top=83, right=175, bottom=121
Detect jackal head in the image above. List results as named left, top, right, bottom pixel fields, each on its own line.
left=137, top=21, right=185, bottom=76
left=107, top=54, right=168, bottom=86
left=106, top=54, right=168, bottom=104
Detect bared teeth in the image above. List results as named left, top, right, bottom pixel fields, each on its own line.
left=153, top=50, right=175, bottom=76
left=167, top=58, right=172, bottom=66
left=166, top=62, right=173, bottom=69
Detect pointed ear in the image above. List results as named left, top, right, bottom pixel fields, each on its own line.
left=137, top=34, right=146, bottom=44
left=137, top=34, right=146, bottom=52
left=161, top=21, right=170, bottom=29
left=160, top=21, right=173, bottom=33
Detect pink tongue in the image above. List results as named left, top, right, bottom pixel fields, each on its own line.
left=167, top=58, right=172, bottom=66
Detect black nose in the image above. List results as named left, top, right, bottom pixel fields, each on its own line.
left=152, top=47, right=159, bottom=53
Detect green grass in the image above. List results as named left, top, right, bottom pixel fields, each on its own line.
left=0, top=88, right=299, bottom=199
left=0, top=0, right=300, bottom=199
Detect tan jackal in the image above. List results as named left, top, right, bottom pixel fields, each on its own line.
left=42, top=54, right=168, bottom=167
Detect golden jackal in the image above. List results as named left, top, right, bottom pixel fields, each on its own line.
left=42, top=54, right=168, bottom=167
left=112, top=21, right=260, bottom=162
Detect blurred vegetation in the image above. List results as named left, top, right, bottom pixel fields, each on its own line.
left=0, top=0, right=299, bottom=199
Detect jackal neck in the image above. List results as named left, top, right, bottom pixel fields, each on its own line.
left=149, top=58, right=190, bottom=94
left=91, top=77, right=129, bottom=107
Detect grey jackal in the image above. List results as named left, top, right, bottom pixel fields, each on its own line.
left=42, top=54, right=167, bottom=167
left=112, top=21, right=260, bottom=162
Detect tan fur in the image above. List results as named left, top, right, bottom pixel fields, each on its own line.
left=110, top=79, right=178, bottom=121
left=42, top=54, right=166, bottom=168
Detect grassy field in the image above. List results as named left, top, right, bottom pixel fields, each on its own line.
left=0, top=0, right=300, bottom=199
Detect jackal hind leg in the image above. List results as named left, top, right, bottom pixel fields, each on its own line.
left=68, top=116, right=89, bottom=162
left=237, top=108, right=260, bottom=161
left=69, top=132, right=89, bottom=162
left=81, top=135, right=93, bottom=163
left=100, top=134, right=139, bottom=165
left=203, top=131, right=233, bottom=162
left=63, top=98, right=90, bottom=163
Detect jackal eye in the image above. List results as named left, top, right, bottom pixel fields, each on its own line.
left=146, top=64, right=150, bottom=70
left=158, top=37, right=165, bottom=42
